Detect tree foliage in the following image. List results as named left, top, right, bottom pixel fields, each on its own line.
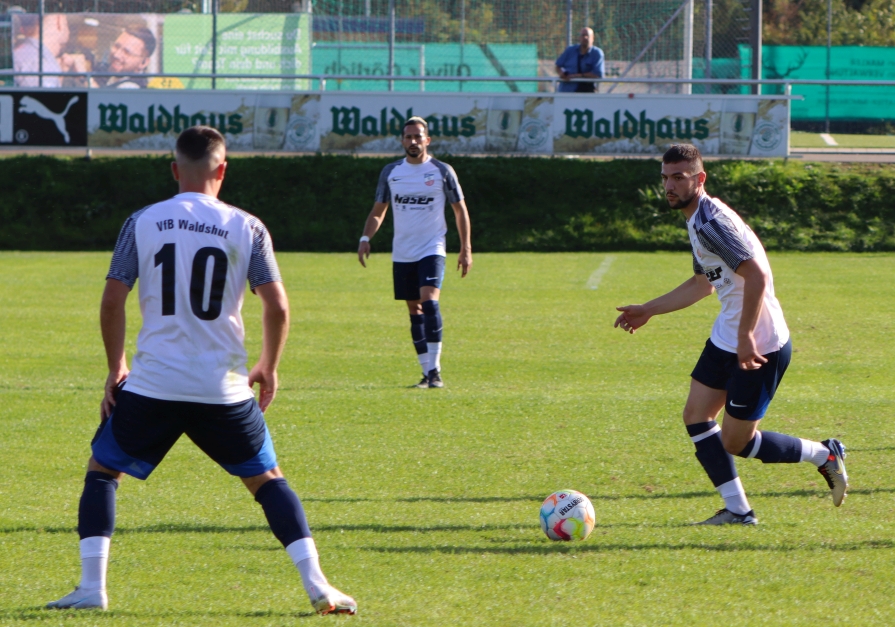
left=765, top=0, right=895, bottom=46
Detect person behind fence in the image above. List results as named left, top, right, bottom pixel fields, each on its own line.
left=12, top=13, right=71, bottom=88
left=65, top=26, right=156, bottom=89
left=555, top=27, right=604, bottom=93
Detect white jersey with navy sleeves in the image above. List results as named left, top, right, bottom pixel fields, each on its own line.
left=688, top=193, right=789, bottom=355
left=107, top=192, right=282, bottom=404
left=374, top=156, right=464, bottom=263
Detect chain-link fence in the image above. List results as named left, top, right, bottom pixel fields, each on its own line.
left=0, top=0, right=753, bottom=93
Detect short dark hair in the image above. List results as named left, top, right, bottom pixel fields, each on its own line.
left=176, top=126, right=226, bottom=161
left=14, top=14, right=39, bottom=37
left=662, top=144, right=704, bottom=172
left=403, top=116, right=429, bottom=135
left=124, top=26, right=157, bottom=59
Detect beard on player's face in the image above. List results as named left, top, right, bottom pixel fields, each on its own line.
left=404, top=144, right=423, bottom=158
left=666, top=191, right=697, bottom=209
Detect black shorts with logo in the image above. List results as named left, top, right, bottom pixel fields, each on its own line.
left=691, top=337, right=793, bottom=421
left=393, top=254, right=446, bottom=301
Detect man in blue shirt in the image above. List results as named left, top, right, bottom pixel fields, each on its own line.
left=555, top=27, right=604, bottom=93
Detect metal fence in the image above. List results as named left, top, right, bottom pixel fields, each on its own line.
left=0, top=0, right=754, bottom=94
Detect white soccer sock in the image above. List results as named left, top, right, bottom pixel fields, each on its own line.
left=79, top=536, right=110, bottom=592
left=717, top=477, right=752, bottom=515
left=417, top=353, right=429, bottom=374
left=799, top=439, right=830, bottom=467
left=286, top=537, right=329, bottom=599
left=427, top=342, right=442, bottom=373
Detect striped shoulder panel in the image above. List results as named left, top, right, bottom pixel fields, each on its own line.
left=430, top=158, right=464, bottom=203
left=229, top=204, right=283, bottom=289
left=693, top=195, right=754, bottom=271
left=106, top=204, right=155, bottom=288
left=374, top=159, right=404, bottom=203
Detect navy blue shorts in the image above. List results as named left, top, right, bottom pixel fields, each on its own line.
left=91, top=390, right=277, bottom=480
left=690, top=338, right=792, bottom=421
left=393, top=254, right=445, bottom=301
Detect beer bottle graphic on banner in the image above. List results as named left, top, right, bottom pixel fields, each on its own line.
left=253, top=94, right=291, bottom=150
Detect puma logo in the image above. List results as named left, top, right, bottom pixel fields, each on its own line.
left=18, top=95, right=79, bottom=144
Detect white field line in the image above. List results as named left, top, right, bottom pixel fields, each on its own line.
left=820, top=133, right=838, bottom=146
left=586, top=255, right=616, bottom=290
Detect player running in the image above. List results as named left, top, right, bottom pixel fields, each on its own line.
left=614, top=144, right=848, bottom=525
left=47, top=126, right=356, bottom=615
left=358, top=116, right=472, bottom=388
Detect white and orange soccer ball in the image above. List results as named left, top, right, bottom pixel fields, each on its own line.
left=539, top=489, right=595, bottom=541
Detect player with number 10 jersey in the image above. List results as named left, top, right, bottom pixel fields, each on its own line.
left=47, top=127, right=355, bottom=616
left=109, top=193, right=277, bottom=403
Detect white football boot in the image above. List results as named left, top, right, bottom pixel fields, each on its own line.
left=46, top=586, right=108, bottom=610
left=310, top=585, right=357, bottom=615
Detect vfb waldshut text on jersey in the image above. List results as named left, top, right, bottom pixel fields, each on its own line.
left=156, top=218, right=230, bottom=240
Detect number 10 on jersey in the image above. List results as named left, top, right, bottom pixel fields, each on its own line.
left=154, top=244, right=229, bottom=321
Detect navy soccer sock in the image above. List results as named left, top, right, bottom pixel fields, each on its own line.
left=255, top=478, right=312, bottom=547
left=410, top=313, right=428, bottom=373
left=77, top=471, right=119, bottom=539
left=421, top=300, right=443, bottom=343
left=736, top=430, right=802, bottom=463
left=422, top=300, right=443, bottom=373
left=687, top=421, right=751, bottom=514
left=687, top=421, right=738, bottom=487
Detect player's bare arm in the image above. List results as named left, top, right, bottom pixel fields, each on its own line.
left=615, top=273, right=714, bottom=334
left=249, top=281, right=290, bottom=412
left=358, top=201, right=389, bottom=267
left=733, top=258, right=769, bottom=370
left=451, top=199, right=472, bottom=277
left=99, top=278, right=131, bottom=419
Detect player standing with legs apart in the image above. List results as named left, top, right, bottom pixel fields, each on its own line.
left=614, top=144, right=848, bottom=525
left=47, top=127, right=356, bottom=615
left=358, top=116, right=472, bottom=388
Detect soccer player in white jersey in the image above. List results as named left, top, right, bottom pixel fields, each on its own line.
left=614, top=144, right=849, bottom=525
left=358, top=116, right=472, bottom=388
left=47, top=127, right=356, bottom=615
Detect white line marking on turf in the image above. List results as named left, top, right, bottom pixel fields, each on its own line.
left=587, top=255, right=616, bottom=290
left=820, top=133, right=838, bottom=146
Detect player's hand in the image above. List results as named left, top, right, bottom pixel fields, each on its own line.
left=457, top=249, right=472, bottom=277
left=614, top=305, right=651, bottom=334
left=101, top=369, right=129, bottom=421
left=358, top=240, right=371, bottom=267
left=249, top=363, right=278, bottom=412
left=737, top=334, right=768, bottom=370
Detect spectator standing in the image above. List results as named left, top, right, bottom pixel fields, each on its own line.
left=555, top=27, right=604, bottom=93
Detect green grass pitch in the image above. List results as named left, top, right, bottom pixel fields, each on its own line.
left=1, top=251, right=893, bottom=626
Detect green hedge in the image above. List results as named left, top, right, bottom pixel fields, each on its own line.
left=1, top=154, right=894, bottom=252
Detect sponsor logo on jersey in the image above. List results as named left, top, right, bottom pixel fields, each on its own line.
left=562, top=108, right=710, bottom=144
left=705, top=266, right=723, bottom=282
left=394, top=194, right=435, bottom=206
left=424, top=172, right=436, bottom=186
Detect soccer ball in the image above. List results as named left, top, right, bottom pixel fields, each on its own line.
left=539, top=489, right=595, bottom=541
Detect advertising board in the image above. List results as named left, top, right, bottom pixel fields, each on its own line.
left=0, top=90, right=87, bottom=146
left=85, top=90, right=789, bottom=157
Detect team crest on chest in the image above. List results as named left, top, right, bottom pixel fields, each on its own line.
left=424, top=172, right=436, bottom=186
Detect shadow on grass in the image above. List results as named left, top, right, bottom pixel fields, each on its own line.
left=359, top=538, right=895, bottom=555
left=3, top=488, right=890, bottom=537
left=3, top=608, right=315, bottom=621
